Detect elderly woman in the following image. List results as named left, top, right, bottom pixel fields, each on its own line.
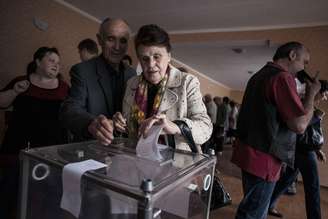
left=113, top=24, right=212, bottom=152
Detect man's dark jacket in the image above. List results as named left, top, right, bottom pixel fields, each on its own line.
left=60, top=56, right=136, bottom=141
left=236, top=63, right=297, bottom=167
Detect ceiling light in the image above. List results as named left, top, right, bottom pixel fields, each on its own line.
left=232, top=48, right=246, bottom=54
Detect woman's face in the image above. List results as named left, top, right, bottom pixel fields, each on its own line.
left=137, top=45, right=171, bottom=85
left=37, top=52, right=60, bottom=78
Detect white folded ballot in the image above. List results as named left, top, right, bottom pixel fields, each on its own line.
left=136, top=124, right=165, bottom=161
left=60, top=159, right=107, bottom=218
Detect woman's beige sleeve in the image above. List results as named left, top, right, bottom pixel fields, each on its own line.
left=179, top=75, right=213, bottom=145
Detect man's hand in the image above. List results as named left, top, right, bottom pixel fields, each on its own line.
left=305, top=72, right=321, bottom=98
left=88, top=114, right=114, bottom=145
left=113, top=112, right=127, bottom=133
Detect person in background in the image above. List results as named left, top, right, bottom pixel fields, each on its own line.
left=213, top=96, right=224, bottom=154
left=202, top=94, right=217, bottom=152
left=223, top=97, right=231, bottom=141
left=203, top=94, right=217, bottom=124
left=231, top=41, right=320, bottom=219
left=60, top=18, right=136, bottom=143
left=108, top=24, right=212, bottom=152
left=78, top=38, right=99, bottom=62
left=227, top=100, right=238, bottom=143
left=122, top=54, right=133, bottom=67
left=0, top=46, right=69, bottom=219
left=213, top=97, right=222, bottom=112
left=215, top=96, right=229, bottom=152
left=268, top=91, right=327, bottom=219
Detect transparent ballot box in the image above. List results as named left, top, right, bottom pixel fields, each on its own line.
left=18, top=140, right=216, bottom=219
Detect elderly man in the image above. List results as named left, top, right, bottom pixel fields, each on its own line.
left=60, top=18, right=136, bottom=144
left=231, top=42, right=321, bottom=219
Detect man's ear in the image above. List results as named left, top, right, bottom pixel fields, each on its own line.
left=289, top=50, right=297, bottom=61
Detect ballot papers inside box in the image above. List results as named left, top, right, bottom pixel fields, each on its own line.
left=18, top=139, right=216, bottom=219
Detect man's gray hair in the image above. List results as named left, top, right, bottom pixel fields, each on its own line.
left=98, top=17, right=131, bottom=38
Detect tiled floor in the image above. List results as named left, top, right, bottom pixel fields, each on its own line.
left=209, top=145, right=328, bottom=219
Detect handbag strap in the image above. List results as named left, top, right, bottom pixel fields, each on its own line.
left=173, top=120, right=198, bottom=153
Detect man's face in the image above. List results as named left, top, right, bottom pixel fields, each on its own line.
left=289, top=49, right=310, bottom=74
left=97, top=20, right=130, bottom=65
left=79, top=49, right=96, bottom=62
left=204, top=95, right=211, bottom=103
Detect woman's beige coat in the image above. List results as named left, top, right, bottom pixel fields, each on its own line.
left=123, top=65, right=212, bottom=152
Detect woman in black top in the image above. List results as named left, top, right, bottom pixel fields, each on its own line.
left=0, top=47, right=69, bottom=218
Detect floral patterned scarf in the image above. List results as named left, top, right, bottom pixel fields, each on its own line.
left=129, top=72, right=169, bottom=138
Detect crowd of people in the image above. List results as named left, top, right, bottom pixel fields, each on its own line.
left=0, top=18, right=212, bottom=218
left=0, top=17, right=326, bottom=219
left=202, top=95, right=239, bottom=154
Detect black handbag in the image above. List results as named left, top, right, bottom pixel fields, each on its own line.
left=172, top=121, right=232, bottom=209
left=297, top=118, right=324, bottom=151
left=200, top=170, right=232, bottom=210
left=207, top=170, right=232, bottom=210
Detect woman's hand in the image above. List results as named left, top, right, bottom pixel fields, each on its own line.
left=13, top=80, right=30, bottom=94
left=138, top=114, right=181, bottom=138
left=0, top=80, right=30, bottom=108
left=113, top=112, right=127, bottom=133
left=88, top=114, right=114, bottom=145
